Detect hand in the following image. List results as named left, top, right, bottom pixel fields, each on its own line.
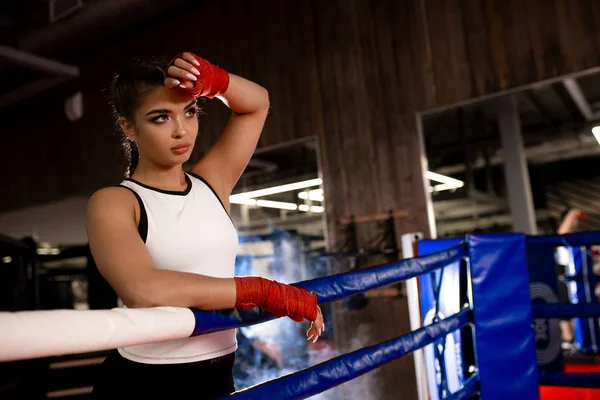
left=164, top=52, right=201, bottom=90
left=306, top=306, right=324, bottom=343
left=558, top=208, right=584, bottom=234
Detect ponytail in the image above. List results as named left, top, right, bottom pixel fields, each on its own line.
left=122, top=139, right=139, bottom=178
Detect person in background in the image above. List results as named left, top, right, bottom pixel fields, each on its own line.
left=555, top=208, right=584, bottom=348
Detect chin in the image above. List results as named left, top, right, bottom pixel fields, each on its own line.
left=172, top=153, right=192, bottom=164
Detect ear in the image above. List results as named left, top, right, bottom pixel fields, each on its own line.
left=119, top=117, right=137, bottom=141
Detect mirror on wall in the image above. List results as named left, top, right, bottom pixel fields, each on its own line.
left=419, top=70, right=600, bottom=238
left=226, top=137, right=336, bottom=396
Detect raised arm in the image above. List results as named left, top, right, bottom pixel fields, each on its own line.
left=557, top=209, right=585, bottom=235
left=163, top=52, right=269, bottom=210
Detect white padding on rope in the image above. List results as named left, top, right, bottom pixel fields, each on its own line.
left=0, top=306, right=195, bottom=362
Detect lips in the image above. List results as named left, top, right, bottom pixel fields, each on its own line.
left=171, top=144, right=190, bottom=154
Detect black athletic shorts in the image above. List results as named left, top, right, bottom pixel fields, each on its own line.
left=92, top=350, right=236, bottom=399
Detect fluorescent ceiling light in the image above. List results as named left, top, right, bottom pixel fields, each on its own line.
left=298, top=204, right=324, bottom=213
left=230, top=178, right=322, bottom=201
left=425, top=171, right=464, bottom=192
left=230, top=197, right=258, bottom=206
left=298, top=189, right=324, bottom=202
left=431, top=183, right=462, bottom=192
left=255, top=200, right=298, bottom=210
left=230, top=198, right=325, bottom=213
left=593, top=126, right=600, bottom=145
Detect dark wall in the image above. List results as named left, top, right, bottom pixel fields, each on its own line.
left=3, top=1, right=600, bottom=398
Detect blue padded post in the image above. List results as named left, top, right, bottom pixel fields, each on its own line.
left=468, top=234, right=539, bottom=400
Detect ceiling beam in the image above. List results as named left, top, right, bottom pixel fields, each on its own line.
left=0, top=44, right=79, bottom=77
left=0, top=75, right=71, bottom=108
left=563, top=78, right=596, bottom=121
left=521, top=90, right=556, bottom=128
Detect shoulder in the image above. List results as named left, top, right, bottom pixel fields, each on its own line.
left=86, top=186, right=139, bottom=221
left=187, top=171, right=227, bottom=201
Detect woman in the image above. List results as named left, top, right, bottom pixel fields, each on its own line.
left=87, top=52, right=324, bottom=398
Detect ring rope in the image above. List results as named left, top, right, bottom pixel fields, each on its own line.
left=443, top=375, right=480, bottom=400
left=532, top=303, right=600, bottom=319
left=0, top=243, right=468, bottom=362
left=191, top=243, right=467, bottom=336
left=539, top=371, right=600, bottom=389
left=224, top=309, right=472, bottom=399
left=527, top=231, right=600, bottom=248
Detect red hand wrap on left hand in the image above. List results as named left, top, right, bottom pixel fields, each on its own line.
left=234, top=277, right=318, bottom=322
left=167, top=52, right=230, bottom=98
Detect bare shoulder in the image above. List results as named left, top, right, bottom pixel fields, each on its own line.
left=86, top=186, right=138, bottom=222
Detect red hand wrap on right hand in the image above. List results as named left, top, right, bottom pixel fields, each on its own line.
left=234, top=277, right=318, bottom=322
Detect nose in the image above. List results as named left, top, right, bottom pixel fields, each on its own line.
left=172, top=120, right=187, bottom=139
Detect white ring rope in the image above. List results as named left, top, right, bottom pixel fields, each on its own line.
left=0, top=307, right=195, bottom=362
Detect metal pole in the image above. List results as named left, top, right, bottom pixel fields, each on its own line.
left=497, top=95, right=537, bottom=234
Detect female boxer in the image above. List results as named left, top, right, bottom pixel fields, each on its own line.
left=87, top=52, right=324, bottom=398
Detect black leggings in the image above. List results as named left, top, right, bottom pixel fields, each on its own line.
left=92, top=350, right=236, bottom=399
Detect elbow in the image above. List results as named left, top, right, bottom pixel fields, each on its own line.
left=258, top=88, right=270, bottom=112
left=121, top=292, right=156, bottom=309
left=121, top=278, right=161, bottom=309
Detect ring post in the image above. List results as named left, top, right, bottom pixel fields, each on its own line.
left=468, top=233, right=539, bottom=399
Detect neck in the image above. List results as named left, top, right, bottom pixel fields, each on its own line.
left=130, top=160, right=187, bottom=191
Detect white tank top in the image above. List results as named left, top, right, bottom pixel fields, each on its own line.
left=116, top=172, right=239, bottom=364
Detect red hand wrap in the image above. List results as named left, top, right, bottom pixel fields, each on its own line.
left=578, top=211, right=586, bottom=220
left=167, top=52, right=230, bottom=98
left=234, top=277, right=318, bottom=322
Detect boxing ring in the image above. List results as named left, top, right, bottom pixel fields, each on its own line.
left=2, top=233, right=600, bottom=399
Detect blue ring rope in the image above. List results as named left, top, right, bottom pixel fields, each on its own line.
left=527, top=231, right=600, bottom=247
left=532, top=303, right=600, bottom=319
left=192, top=243, right=467, bottom=336
left=443, top=374, right=480, bottom=400
left=223, top=309, right=472, bottom=399
left=539, top=371, right=600, bottom=388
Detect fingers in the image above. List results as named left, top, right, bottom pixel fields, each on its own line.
left=164, top=54, right=202, bottom=90
left=167, top=65, right=198, bottom=82
left=306, top=327, right=319, bottom=343
left=181, top=52, right=200, bottom=67
left=179, top=81, right=195, bottom=89
left=164, top=77, right=180, bottom=88
left=164, top=78, right=195, bottom=90
left=306, top=320, right=325, bottom=343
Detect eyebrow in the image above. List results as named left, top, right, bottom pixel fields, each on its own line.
left=145, top=100, right=197, bottom=116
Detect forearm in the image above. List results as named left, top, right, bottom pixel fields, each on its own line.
left=126, top=270, right=318, bottom=323
left=127, top=269, right=236, bottom=310
left=218, top=74, right=270, bottom=115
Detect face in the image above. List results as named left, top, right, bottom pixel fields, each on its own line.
left=120, top=86, right=199, bottom=169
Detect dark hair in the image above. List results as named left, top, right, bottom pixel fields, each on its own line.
left=108, top=57, right=169, bottom=178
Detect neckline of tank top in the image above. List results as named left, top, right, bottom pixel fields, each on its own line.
left=124, top=173, right=192, bottom=196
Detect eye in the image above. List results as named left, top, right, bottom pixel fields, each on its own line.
left=151, top=114, right=169, bottom=123
left=185, top=107, right=198, bottom=118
